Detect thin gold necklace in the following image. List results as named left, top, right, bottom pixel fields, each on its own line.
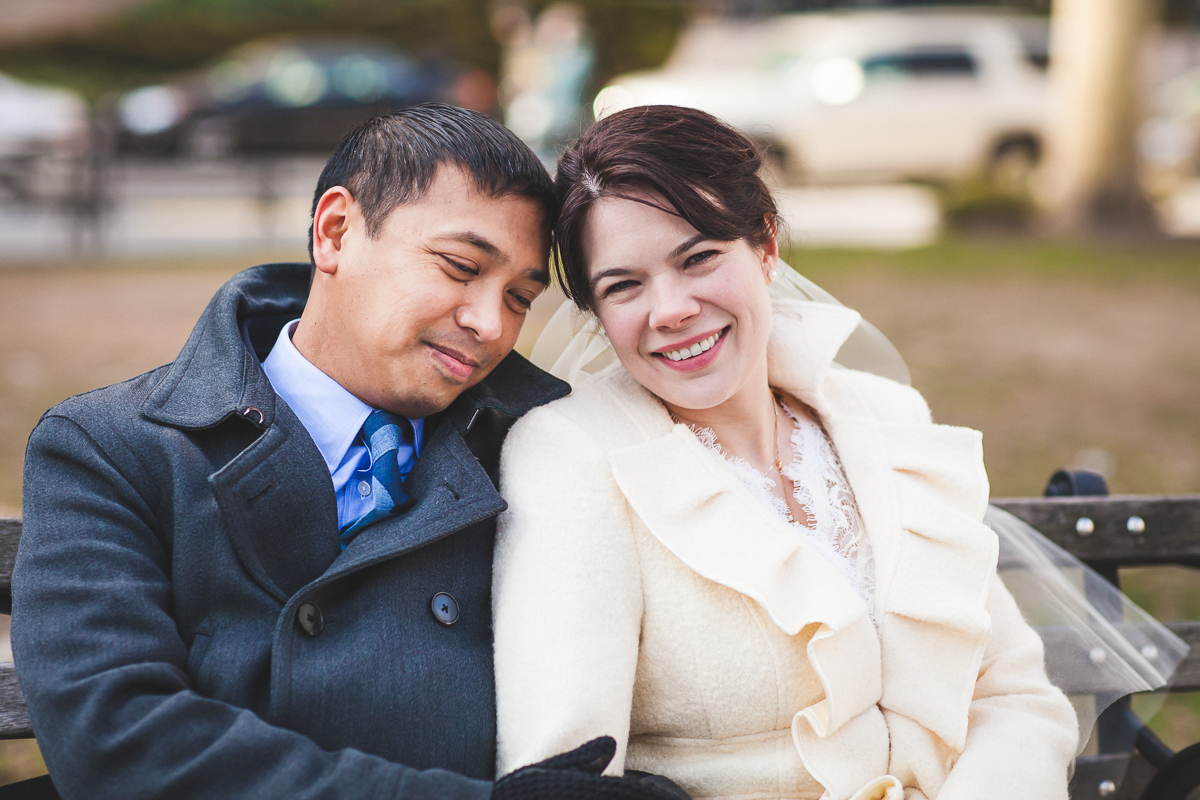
left=669, top=395, right=802, bottom=527
left=771, top=395, right=801, bottom=526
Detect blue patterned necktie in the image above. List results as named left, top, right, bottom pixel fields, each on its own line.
left=339, top=410, right=416, bottom=549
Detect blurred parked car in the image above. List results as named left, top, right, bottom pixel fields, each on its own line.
left=115, top=36, right=457, bottom=157
left=593, top=10, right=1051, bottom=186
left=0, top=72, right=89, bottom=198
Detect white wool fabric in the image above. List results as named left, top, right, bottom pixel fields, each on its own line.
left=493, top=298, right=1078, bottom=800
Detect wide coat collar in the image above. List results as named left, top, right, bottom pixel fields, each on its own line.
left=594, top=298, right=998, bottom=792
left=143, top=263, right=569, bottom=603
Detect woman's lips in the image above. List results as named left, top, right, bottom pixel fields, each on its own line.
left=653, top=327, right=728, bottom=372
left=429, top=344, right=477, bottom=381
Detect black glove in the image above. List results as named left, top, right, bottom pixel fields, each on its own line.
left=492, top=736, right=691, bottom=800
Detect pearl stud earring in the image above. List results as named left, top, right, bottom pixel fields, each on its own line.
left=768, top=269, right=779, bottom=281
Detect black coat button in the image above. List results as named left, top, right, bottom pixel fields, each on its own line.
left=430, top=592, right=459, bottom=626
left=297, top=602, right=323, bottom=637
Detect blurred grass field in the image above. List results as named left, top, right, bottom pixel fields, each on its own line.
left=0, top=236, right=1198, bottom=782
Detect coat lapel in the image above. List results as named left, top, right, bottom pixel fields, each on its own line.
left=209, top=399, right=341, bottom=604
left=818, top=407, right=997, bottom=755
left=143, top=263, right=337, bottom=604
left=317, top=415, right=507, bottom=583
left=765, top=299, right=862, bottom=418
left=866, top=419, right=997, bottom=757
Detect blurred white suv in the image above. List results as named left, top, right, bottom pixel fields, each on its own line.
left=593, top=9, right=1050, bottom=185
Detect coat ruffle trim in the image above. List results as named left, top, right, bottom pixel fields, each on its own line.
left=610, top=427, right=883, bottom=731
left=768, top=299, right=999, bottom=755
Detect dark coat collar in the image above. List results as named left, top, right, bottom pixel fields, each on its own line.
left=141, top=262, right=570, bottom=432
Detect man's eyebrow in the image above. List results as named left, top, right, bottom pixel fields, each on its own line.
left=437, top=231, right=506, bottom=263
left=437, top=231, right=548, bottom=285
left=525, top=266, right=551, bottom=286
left=669, top=233, right=710, bottom=260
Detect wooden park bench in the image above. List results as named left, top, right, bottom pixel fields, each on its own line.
left=0, top=478, right=1197, bottom=799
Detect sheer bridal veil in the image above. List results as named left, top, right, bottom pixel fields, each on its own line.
left=527, top=259, right=1187, bottom=753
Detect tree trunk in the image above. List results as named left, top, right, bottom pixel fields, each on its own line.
left=1039, top=0, right=1160, bottom=234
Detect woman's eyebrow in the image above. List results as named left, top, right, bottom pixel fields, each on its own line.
left=588, top=234, right=710, bottom=290
left=589, top=266, right=634, bottom=290
left=669, top=233, right=710, bottom=259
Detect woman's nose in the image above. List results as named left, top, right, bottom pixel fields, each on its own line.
left=647, top=277, right=701, bottom=330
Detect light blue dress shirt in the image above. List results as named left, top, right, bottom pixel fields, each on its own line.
left=261, top=320, right=423, bottom=531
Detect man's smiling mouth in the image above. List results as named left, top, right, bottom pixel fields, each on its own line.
left=428, top=343, right=482, bottom=381
left=657, top=328, right=728, bottom=362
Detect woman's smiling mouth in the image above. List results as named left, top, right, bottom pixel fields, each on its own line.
left=654, top=328, right=728, bottom=371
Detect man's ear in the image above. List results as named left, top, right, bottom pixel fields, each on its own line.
left=312, top=187, right=355, bottom=275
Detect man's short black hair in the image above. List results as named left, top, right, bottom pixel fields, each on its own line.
left=309, top=103, right=556, bottom=264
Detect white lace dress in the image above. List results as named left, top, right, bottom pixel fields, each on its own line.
left=688, top=399, right=876, bottom=617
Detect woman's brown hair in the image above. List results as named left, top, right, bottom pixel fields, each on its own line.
left=554, top=105, right=780, bottom=311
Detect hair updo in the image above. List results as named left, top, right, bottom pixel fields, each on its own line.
left=553, top=105, right=781, bottom=311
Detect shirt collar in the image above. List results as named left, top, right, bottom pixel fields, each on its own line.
left=261, top=320, right=375, bottom=475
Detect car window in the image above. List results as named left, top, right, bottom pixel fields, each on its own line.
left=1012, top=21, right=1051, bottom=71
left=1024, top=51, right=1049, bottom=71
left=862, top=47, right=978, bottom=80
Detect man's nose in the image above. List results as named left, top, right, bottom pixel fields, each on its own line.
left=456, top=288, right=505, bottom=343
left=647, top=277, right=701, bottom=330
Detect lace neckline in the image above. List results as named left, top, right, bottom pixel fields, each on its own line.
left=681, top=398, right=876, bottom=616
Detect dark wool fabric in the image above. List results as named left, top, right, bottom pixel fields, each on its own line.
left=13, top=263, right=569, bottom=800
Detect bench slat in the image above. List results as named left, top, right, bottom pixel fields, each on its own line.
left=993, top=495, right=1200, bottom=569
left=0, top=497, right=1193, bottom=584
left=0, top=662, right=33, bottom=739
left=0, top=518, right=20, bottom=612
left=1038, top=621, right=1200, bottom=694
left=1164, top=621, right=1200, bottom=692
left=0, top=501, right=1196, bottom=747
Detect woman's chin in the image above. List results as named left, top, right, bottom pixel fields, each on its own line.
left=651, top=385, right=734, bottom=416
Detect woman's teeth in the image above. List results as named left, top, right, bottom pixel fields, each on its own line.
left=663, top=332, right=721, bottom=362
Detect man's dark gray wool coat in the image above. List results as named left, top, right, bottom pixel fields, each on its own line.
left=12, top=262, right=569, bottom=800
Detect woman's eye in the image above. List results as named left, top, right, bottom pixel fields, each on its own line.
left=602, top=279, right=638, bottom=297
left=509, top=292, right=534, bottom=311
left=685, top=250, right=719, bottom=267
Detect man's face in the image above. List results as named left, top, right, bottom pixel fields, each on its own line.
left=297, top=166, right=550, bottom=418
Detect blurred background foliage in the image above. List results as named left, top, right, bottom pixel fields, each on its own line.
left=0, top=0, right=684, bottom=102
left=1, top=0, right=1196, bottom=128
left=5, top=0, right=1200, bottom=107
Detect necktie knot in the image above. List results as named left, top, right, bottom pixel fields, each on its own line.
left=362, top=410, right=410, bottom=462
left=339, top=410, right=416, bottom=549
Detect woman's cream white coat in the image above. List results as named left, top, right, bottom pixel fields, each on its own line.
left=493, top=298, right=1078, bottom=800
